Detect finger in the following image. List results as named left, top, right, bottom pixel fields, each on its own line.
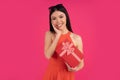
left=52, top=24, right=57, bottom=31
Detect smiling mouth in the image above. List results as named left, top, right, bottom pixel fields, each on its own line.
left=57, top=24, right=62, bottom=28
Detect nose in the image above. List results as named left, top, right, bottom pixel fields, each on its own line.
left=56, top=18, right=61, bottom=24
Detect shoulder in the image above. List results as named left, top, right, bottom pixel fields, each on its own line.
left=45, top=31, right=54, bottom=37
left=70, top=32, right=83, bottom=53
left=70, top=32, right=82, bottom=42
left=45, top=31, right=55, bottom=41
left=45, top=31, right=53, bottom=35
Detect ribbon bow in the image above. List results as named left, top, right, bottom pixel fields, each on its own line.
left=59, top=41, right=81, bottom=62
left=60, top=41, right=74, bottom=56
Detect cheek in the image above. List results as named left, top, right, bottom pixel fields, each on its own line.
left=63, top=20, right=67, bottom=25
left=51, top=20, right=58, bottom=28
left=51, top=20, right=56, bottom=25
left=63, top=18, right=67, bottom=23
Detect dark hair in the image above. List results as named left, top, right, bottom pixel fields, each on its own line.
left=48, top=4, right=73, bottom=33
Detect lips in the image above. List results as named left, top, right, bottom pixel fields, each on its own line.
left=57, top=24, right=62, bottom=28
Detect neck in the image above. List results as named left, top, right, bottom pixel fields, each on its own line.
left=61, top=29, right=69, bottom=34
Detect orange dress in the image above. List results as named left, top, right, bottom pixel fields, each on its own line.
left=43, top=31, right=75, bottom=80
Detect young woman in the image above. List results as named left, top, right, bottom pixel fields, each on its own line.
left=43, top=4, right=84, bottom=80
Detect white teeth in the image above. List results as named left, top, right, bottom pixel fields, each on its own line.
left=58, top=24, right=62, bottom=27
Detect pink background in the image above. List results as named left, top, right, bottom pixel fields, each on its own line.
left=0, top=0, right=120, bottom=80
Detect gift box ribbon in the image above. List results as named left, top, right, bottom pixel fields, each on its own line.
left=59, top=41, right=81, bottom=62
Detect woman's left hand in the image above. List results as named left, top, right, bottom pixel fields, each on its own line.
left=66, top=59, right=84, bottom=72
left=65, top=63, right=79, bottom=72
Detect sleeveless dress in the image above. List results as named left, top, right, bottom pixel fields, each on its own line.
left=43, top=31, right=75, bottom=80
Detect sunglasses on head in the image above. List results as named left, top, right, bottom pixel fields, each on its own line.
left=49, top=4, right=63, bottom=10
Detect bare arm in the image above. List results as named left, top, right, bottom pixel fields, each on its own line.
left=75, top=35, right=84, bottom=71
left=44, top=31, right=61, bottom=59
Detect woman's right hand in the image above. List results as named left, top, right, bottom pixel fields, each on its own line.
left=52, top=24, right=61, bottom=36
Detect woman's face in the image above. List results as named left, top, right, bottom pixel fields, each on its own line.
left=51, top=11, right=67, bottom=31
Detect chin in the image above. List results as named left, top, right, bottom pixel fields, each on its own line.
left=58, top=26, right=64, bottom=30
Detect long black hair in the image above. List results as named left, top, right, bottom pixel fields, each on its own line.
left=48, top=4, right=73, bottom=33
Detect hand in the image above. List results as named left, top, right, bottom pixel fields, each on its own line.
left=52, top=24, right=61, bottom=36
left=65, top=63, right=78, bottom=72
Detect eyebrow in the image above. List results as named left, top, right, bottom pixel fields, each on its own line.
left=51, top=13, right=64, bottom=18
left=59, top=14, right=64, bottom=16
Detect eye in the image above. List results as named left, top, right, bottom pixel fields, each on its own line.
left=51, top=17, right=56, bottom=20
left=59, top=15, right=64, bottom=18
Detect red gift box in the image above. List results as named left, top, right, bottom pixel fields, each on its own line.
left=56, top=39, right=84, bottom=68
